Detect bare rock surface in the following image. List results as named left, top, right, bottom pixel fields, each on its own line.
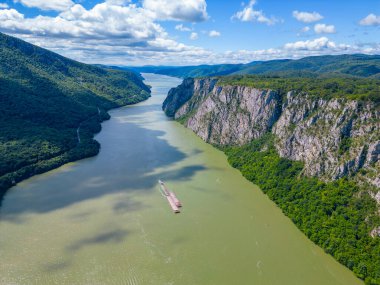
left=163, top=78, right=380, bottom=188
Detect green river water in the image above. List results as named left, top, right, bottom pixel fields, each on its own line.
left=0, top=73, right=362, bottom=285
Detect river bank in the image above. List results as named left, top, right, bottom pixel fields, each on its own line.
left=0, top=73, right=362, bottom=285
left=0, top=91, right=150, bottom=203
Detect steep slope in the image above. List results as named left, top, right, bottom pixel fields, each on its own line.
left=163, top=76, right=380, bottom=283
left=133, top=54, right=380, bottom=79
left=164, top=76, right=379, bottom=186
left=0, top=32, right=151, bottom=195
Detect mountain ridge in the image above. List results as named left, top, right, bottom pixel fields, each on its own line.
left=128, top=54, right=380, bottom=79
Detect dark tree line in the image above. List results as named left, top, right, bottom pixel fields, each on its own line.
left=223, top=135, right=380, bottom=284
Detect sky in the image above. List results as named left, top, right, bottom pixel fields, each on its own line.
left=0, top=0, right=379, bottom=66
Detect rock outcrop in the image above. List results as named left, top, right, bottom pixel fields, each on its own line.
left=163, top=78, right=380, bottom=188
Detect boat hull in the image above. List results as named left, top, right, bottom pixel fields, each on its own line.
left=158, top=180, right=182, bottom=213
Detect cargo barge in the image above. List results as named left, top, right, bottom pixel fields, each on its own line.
left=158, top=180, right=182, bottom=213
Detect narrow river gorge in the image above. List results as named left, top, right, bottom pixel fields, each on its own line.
left=0, top=74, right=362, bottom=285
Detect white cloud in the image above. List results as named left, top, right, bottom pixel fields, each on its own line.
left=175, top=24, right=192, bottom=32
left=142, top=0, right=208, bottom=22
left=297, top=26, right=310, bottom=36
left=0, top=3, right=9, bottom=8
left=7, top=3, right=163, bottom=40
left=232, top=0, right=278, bottom=25
left=284, top=37, right=342, bottom=51
left=209, top=30, right=220, bottom=37
left=1, top=2, right=378, bottom=66
left=14, top=0, right=74, bottom=11
left=314, top=23, right=336, bottom=34
left=190, top=32, right=198, bottom=40
left=0, top=8, right=24, bottom=21
left=359, top=14, right=380, bottom=26
left=172, top=37, right=364, bottom=65
left=0, top=3, right=196, bottom=57
left=292, top=10, right=323, bottom=23
left=3, top=27, right=378, bottom=66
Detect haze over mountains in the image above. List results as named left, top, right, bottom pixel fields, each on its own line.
left=128, top=54, right=380, bottom=79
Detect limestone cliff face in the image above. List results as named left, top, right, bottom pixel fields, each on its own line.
left=162, top=78, right=196, bottom=117
left=273, top=93, right=379, bottom=183
left=163, top=78, right=380, bottom=188
left=173, top=78, right=282, bottom=145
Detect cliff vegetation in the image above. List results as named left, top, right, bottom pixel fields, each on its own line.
left=163, top=75, right=380, bottom=284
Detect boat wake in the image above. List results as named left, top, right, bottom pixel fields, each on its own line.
left=158, top=180, right=182, bottom=214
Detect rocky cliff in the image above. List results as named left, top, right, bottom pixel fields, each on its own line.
left=163, top=78, right=380, bottom=188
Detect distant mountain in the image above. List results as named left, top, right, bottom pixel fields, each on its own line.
left=128, top=54, right=380, bottom=79
left=129, top=64, right=246, bottom=78
left=236, top=54, right=380, bottom=78
left=0, top=32, right=150, bottom=195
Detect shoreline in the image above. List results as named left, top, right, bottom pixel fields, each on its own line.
left=0, top=93, right=151, bottom=204
left=170, top=117, right=377, bottom=284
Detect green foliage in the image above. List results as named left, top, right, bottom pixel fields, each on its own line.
left=339, top=136, right=353, bottom=155
left=218, top=75, right=380, bottom=103
left=129, top=54, right=380, bottom=79
left=235, top=54, right=380, bottom=78
left=0, top=32, right=151, bottom=195
left=223, top=136, right=380, bottom=284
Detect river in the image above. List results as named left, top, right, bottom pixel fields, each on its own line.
left=0, top=73, right=362, bottom=285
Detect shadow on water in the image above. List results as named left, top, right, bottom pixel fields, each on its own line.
left=42, top=229, right=129, bottom=272
left=66, top=229, right=129, bottom=252
left=158, top=165, right=206, bottom=182
left=0, top=118, right=206, bottom=222
left=112, top=198, right=145, bottom=215
left=44, top=260, right=72, bottom=272
left=67, top=210, right=94, bottom=221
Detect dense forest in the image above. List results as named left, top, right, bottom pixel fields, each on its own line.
left=218, top=75, right=380, bottom=103
left=128, top=54, right=380, bottom=79
left=0, top=32, right=151, bottom=198
left=223, top=135, right=380, bottom=284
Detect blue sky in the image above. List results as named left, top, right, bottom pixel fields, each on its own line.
left=0, top=0, right=379, bottom=65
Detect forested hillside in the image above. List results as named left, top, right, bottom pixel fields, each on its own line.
left=235, top=54, right=380, bottom=78
left=225, top=136, right=380, bottom=284
left=219, top=75, right=380, bottom=103
left=131, top=54, right=380, bottom=79
left=0, top=32, right=150, bottom=197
